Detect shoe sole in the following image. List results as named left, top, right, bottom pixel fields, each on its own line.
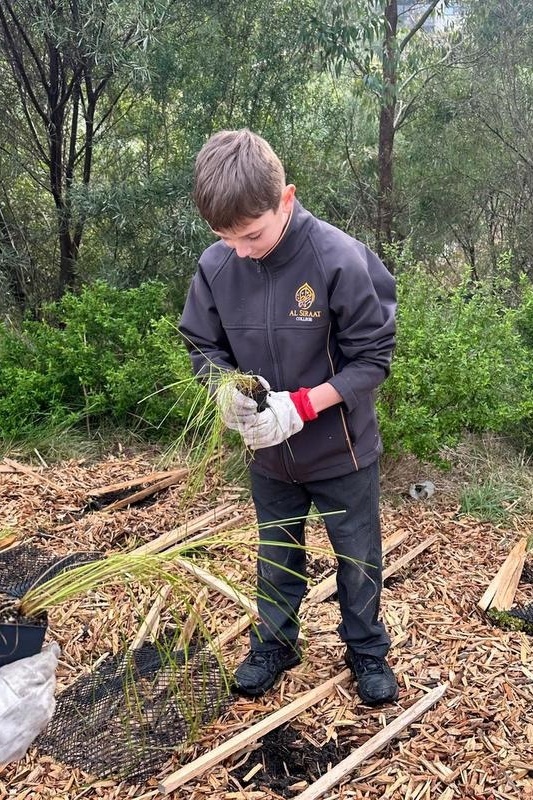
left=232, top=652, right=302, bottom=697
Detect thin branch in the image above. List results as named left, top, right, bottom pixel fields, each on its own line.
left=57, top=65, right=85, bottom=114
left=394, top=66, right=441, bottom=130
left=399, top=0, right=441, bottom=52
left=2, top=0, right=49, bottom=90
left=0, top=144, right=51, bottom=194
left=477, top=117, right=533, bottom=171
left=4, top=82, right=49, bottom=162
left=72, top=83, right=133, bottom=167
left=0, top=4, right=49, bottom=125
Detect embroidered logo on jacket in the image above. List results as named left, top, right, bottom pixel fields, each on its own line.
left=289, top=283, right=322, bottom=322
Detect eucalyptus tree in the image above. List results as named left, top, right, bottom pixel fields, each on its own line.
left=307, top=1, right=462, bottom=266
left=397, top=0, right=533, bottom=279
left=69, top=0, right=319, bottom=302
left=461, top=0, right=533, bottom=278
left=0, top=0, right=198, bottom=310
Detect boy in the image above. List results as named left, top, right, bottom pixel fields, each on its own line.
left=180, top=129, right=398, bottom=706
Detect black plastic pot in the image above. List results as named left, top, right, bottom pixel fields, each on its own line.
left=0, top=615, right=48, bottom=666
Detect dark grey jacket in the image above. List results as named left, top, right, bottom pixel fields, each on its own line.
left=180, top=201, right=396, bottom=483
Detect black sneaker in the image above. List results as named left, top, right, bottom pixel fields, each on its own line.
left=345, top=648, right=399, bottom=706
left=232, top=645, right=301, bottom=697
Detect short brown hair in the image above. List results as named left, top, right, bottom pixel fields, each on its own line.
left=192, top=129, right=285, bottom=231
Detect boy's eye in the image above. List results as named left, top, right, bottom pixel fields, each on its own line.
left=248, top=234, right=262, bottom=241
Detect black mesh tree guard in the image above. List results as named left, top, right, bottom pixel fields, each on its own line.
left=0, top=543, right=102, bottom=598
left=1, top=542, right=232, bottom=779
left=37, top=641, right=231, bottom=781
left=507, top=602, right=533, bottom=627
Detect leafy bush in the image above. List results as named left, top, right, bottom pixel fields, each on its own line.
left=0, top=281, right=196, bottom=440
left=2, top=272, right=532, bottom=462
left=377, top=266, right=533, bottom=461
left=512, top=280, right=533, bottom=452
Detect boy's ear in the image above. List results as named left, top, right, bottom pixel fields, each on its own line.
left=281, top=184, right=296, bottom=213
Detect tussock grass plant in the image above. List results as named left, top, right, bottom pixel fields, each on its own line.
left=0, top=424, right=105, bottom=465
left=2, top=491, right=365, bottom=769
left=18, top=512, right=352, bottom=620
left=141, top=361, right=269, bottom=501
left=453, top=433, right=533, bottom=524
left=459, top=480, right=523, bottom=525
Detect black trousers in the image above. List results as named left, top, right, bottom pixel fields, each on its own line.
left=249, top=460, right=391, bottom=657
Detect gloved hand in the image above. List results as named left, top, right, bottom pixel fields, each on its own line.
left=242, top=387, right=317, bottom=450
left=0, top=642, right=60, bottom=764
left=216, top=380, right=261, bottom=433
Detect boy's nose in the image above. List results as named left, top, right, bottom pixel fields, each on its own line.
left=234, top=243, right=252, bottom=258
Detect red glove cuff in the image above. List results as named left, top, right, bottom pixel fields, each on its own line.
left=290, top=387, right=318, bottom=422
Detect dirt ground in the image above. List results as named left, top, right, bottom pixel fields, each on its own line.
left=0, top=451, right=532, bottom=800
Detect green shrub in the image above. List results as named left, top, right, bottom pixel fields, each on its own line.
left=511, top=280, right=533, bottom=452
left=0, top=281, right=195, bottom=440
left=377, top=266, right=533, bottom=461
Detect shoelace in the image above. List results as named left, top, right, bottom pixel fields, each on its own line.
left=246, top=649, right=293, bottom=667
left=247, top=651, right=271, bottom=665
left=354, top=655, right=385, bottom=674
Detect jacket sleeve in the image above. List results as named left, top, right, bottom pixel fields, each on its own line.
left=326, top=244, right=396, bottom=413
left=179, top=264, right=237, bottom=380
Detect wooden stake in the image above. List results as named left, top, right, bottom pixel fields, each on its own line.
left=175, top=559, right=257, bottom=617
left=381, top=528, right=412, bottom=554
left=176, top=587, right=209, bottom=649
left=87, top=468, right=188, bottom=498
left=102, top=473, right=188, bottom=513
left=382, top=534, right=439, bottom=581
left=309, top=532, right=436, bottom=604
left=212, top=611, right=256, bottom=650
left=292, top=683, right=448, bottom=800
left=157, top=669, right=352, bottom=794
left=131, top=504, right=238, bottom=556
left=478, top=537, right=528, bottom=611
left=0, top=533, right=19, bottom=551
left=129, top=585, right=172, bottom=651
left=3, top=457, right=62, bottom=491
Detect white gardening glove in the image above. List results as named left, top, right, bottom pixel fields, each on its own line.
left=216, top=375, right=270, bottom=433
left=216, top=384, right=258, bottom=432
left=0, top=642, right=60, bottom=764
left=243, top=390, right=304, bottom=449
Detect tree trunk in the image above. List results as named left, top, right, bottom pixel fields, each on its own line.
left=376, top=0, right=398, bottom=271
left=0, top=208, right=28, bottom=312
left=377, top=104, right=396, bottom=263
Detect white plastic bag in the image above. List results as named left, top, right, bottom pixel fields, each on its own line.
left=0, top=642, right=60, bottom=764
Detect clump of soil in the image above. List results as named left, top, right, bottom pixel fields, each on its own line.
left=0, top=592, right=19, bottom=623
left=230, top=723, right=351, bottom=796
left=236, top=377, right=270, bottom=412
left=0, top=591, right=46, bottom=625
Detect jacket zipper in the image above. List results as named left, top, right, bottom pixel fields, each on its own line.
left=261, top=261, right=298, bottom=482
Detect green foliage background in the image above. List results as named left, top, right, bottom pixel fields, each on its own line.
left=0, top=282, right=196, bottom=440
left=1, top=275, right=532, bottom=462
left=1, top=1, right=533, bottom=460
left=378, top=264, right=533, bottom=461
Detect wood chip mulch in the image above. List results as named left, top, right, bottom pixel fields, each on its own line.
left=0, top=454, right=532, bottom=800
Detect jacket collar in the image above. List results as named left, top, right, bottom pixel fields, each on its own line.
left=257, top=200, right=311, bottom=269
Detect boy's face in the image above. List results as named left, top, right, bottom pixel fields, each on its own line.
left=212, top=185, right=296, bottom=260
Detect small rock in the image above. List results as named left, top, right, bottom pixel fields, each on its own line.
left=408, top=481, right=435, bottom=501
